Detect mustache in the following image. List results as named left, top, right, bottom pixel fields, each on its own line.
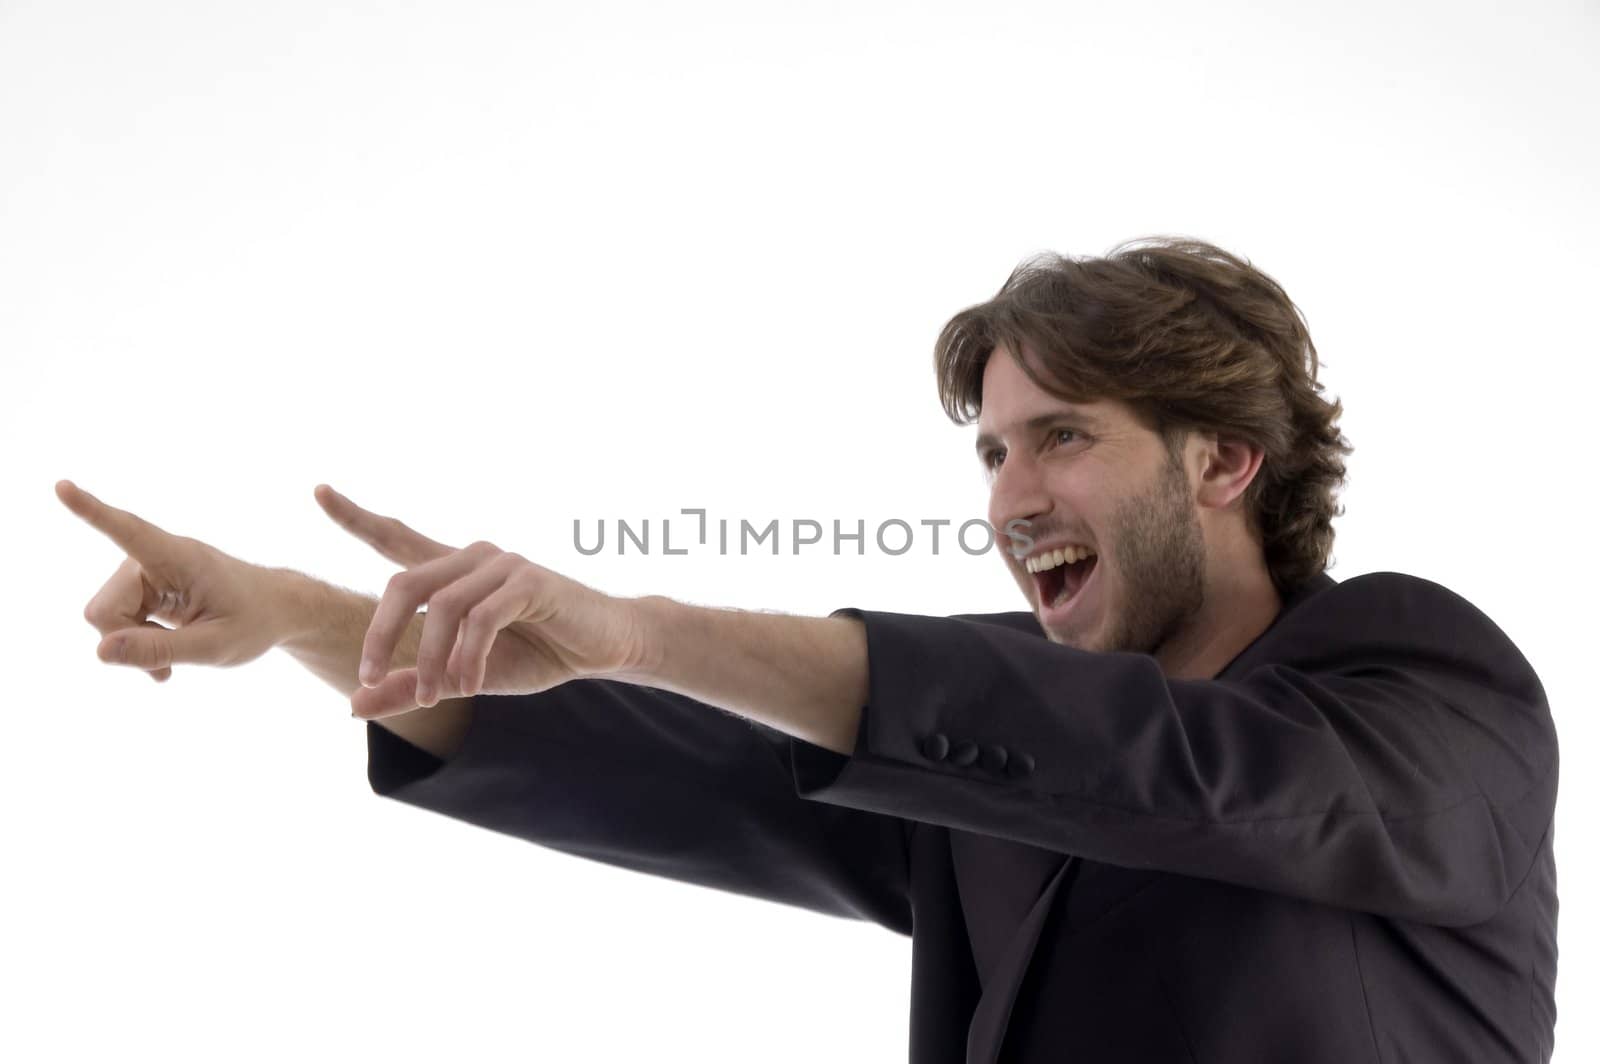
left=998, top=519, right=1091, bottom=559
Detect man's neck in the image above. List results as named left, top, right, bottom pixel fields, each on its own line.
left=1156, top=563, right=1284, bottom=681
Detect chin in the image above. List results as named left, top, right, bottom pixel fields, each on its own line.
left=1038, top=617, right=1081, bottom=648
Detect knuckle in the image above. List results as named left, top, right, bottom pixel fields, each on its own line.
left=84, top=605, right=120, bottom=632
left=429, top=587, right=463, bottom=615
left=461, top=606, right=488, bottom=639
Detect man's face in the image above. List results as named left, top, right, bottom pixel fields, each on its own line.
left=977, top=348, right=1207, bottom=654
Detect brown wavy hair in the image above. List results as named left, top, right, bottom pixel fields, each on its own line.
left=935, top=236, right=1353, bottom=597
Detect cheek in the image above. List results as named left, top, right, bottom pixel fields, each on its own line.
left=986, top=492, right=1009, bottom=530
left=986, top=509, right=1018, bottom=558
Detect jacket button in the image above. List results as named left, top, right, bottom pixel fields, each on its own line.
left=951, top=741, right=980, bottom=767
left=981, top=744, right=1009, bottom=773
left=1007, top=752, right=1036, bottom=777
left=921, top=732, right=950, bottom=761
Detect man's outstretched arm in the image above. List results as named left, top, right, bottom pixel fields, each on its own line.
left=618, top=596, right=869, bottom=756
left=311, top=484, right=868, bottom=749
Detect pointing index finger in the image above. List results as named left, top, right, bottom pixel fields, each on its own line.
left=313, top=483, right=456, bottom=568
left=55, top=480, right=173, bottom=562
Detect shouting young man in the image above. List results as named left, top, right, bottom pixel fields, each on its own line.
left=63, top=237, right=1559, bottom=1063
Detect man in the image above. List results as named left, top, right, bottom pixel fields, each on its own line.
left=62, top=237, right=1559, bottom=1062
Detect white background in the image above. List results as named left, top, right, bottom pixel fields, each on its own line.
left=4, top=1, right=1594, bottom=1060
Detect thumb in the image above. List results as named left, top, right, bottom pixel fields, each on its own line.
left=99, top=620, right=232, bottom=671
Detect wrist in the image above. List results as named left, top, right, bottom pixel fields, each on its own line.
left=265, top=567, right=326, bottom=652
left=613, top=593, right=676, bottom=684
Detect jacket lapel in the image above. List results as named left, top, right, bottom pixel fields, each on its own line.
left=960, top=851, right=1076, bottom=1064
left=950, top=830, right=1069, bottom=989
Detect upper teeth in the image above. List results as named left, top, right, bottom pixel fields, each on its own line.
left=1025, top=546, right=1097, bottom=573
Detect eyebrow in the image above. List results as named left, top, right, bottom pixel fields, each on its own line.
left=974, top=411, right=1101, bottom=455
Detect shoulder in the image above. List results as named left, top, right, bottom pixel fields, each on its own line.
left=1304, top=568, right=1484, bottom=614
left=1280, top=569, right=1514, bottom=653
left=1261, top=570, right=1547, bottom=709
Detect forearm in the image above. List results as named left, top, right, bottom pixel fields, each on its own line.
left=622, top=595, right=868, bottom=755
left=271, top=568, right=474, bottom=759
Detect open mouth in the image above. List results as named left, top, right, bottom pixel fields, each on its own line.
left=1032, top=553, right=1098, bottom=611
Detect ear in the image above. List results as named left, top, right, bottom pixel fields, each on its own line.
left=1191, top=431, right=1264, bottom=513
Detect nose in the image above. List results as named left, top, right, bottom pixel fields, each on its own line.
left=988, top=452, right=1053, bottom=560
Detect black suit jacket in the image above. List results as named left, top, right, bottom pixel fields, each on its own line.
left=365, top=570, right=1559, bottom=1062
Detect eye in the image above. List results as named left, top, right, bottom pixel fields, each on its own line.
left=980, top=448, right=1006, bottom=474
left=1051, top=428, right=1079, bottom=448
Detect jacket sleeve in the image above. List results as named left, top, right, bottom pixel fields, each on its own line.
left=365, top=678, right=912, bottom=935
left=786, top=572, right=1557, bottom=927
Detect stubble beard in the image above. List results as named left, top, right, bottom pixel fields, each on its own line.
left=1074, top=451, right=1207, bottom=657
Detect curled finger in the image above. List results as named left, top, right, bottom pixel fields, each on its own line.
left=457, top=578, right=531, bottom=698
left=360, top=547, right=487, bottom=689
left=414, top=555, right=517, bottom=707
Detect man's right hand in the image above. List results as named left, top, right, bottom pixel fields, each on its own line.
left=57, top=479, right=296, bottom=681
